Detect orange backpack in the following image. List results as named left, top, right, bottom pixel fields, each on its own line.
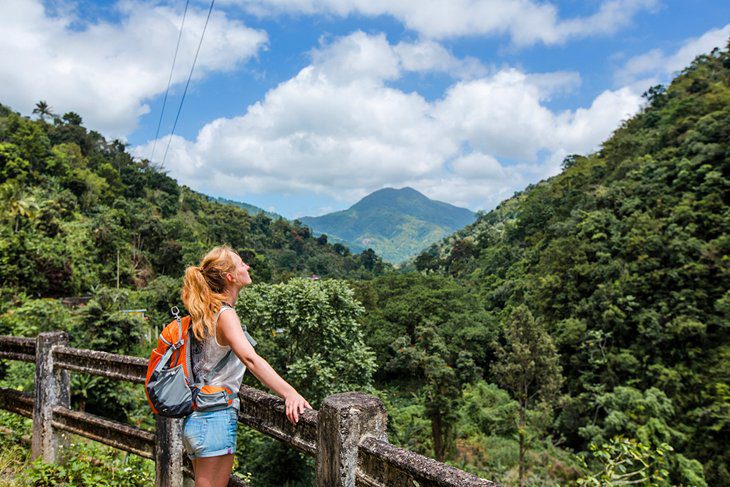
left=145, top=307, right=236, bottom=417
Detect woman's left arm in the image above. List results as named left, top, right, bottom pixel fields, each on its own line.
left=217, top=310, right=312, bottom=424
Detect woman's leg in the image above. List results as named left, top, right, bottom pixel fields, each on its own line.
left=193, top=454, right=235, bottom=487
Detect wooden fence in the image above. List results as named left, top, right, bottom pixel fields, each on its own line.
left=0, top=332, right=497, bottom=487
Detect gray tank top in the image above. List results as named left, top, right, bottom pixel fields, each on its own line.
left=193, top=305, right=246, bottom=410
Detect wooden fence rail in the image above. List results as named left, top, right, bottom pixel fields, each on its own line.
left=0, top=332, right=497, bottom=487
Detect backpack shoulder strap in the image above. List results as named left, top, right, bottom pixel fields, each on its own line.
left=201, top=349, right=233, bottom=384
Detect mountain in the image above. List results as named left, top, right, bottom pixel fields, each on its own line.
left=414, top=44, right=730, bottom=484
left=211, top=196, right=284, bottom=221
left=300, top=187, right=476, bottom=263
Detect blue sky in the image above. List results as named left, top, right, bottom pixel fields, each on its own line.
left=2, top=1, right=729, bottom=218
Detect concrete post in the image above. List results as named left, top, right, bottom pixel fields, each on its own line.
left=31, top=331, right=70, bottom=462
left=316, top=392, right=388, bottom=487
left=155, top=416, right=185, bottom=487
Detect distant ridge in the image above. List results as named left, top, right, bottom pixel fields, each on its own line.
left=211, top=196, right=284, bottom=220
left=300, top=187, right=476, bottom=263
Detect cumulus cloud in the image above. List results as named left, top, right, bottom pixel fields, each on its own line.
left=311, top=33, right=488, bottom=82
left=0, top=0, right=267, bottom=136
left=615, top=23, right=730, bottom=86
left=134, top=31, right=642, bottom=211
left=394, top=40, right=487, bottom=79
left=221, top=0, right=657, bottom=45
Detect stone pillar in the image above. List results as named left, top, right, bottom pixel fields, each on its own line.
left=155, top=416, right=185, bottom=487
left=32, top=331, right=70, bottom=462
left=316, top=392, right=388, bottom=487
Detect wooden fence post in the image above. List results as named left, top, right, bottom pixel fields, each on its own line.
left=316, top=392, right=388, bottom=487
left=155, top=416, right=184, bottom=487
left=31, top=331, right=70, bottom=462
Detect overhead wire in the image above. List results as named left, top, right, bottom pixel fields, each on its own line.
left=150, top=0, right=191, bottom=164
left=161, top=0, right=216, bottom=169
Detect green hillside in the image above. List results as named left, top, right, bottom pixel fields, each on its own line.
left=211, top=195, right=284, bottom=221
left=300, top=187, right=476, bottom=263
left=0, top=103, right=388, bottom=298
left=410, top=42, right=730, bottom=484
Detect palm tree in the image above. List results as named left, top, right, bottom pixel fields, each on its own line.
left=32, top=100, right=54, bottom=121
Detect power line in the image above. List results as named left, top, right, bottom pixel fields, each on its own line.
left=150, top=0, right=190, bottom=164
left=161, top=0, right=216, bottom=168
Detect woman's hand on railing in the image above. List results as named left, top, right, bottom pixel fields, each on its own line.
left=285, top=392, right=311, bottom=425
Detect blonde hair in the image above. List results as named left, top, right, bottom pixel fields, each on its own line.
left=182, top=246, right=238, bottom=340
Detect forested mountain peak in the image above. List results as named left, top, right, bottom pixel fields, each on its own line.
left=301, top=186, right=475, bottom=263
left=350, top=186, right=474, bottom=224
left=352, top=186, right=430, bottom=210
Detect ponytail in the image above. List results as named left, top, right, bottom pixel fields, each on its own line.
left=181, top=246, right=237, bottom=340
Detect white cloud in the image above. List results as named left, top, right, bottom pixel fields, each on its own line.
left=450, top=152, right=505, bottom=179
left=394, top=40, right=487, bottom=79
left=553, top=87, right=640, bottom=154
left=616, top=24, right=730, bottom=86
left=312, top=32, right=488, bottom=82
left=134, top=31, right=642, bottom=211
left=0, top=0, right=267, bottom=136
left=222, top=0, right=657, bottom=45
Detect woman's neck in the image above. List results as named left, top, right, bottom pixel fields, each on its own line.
left=223, top=286, right=239, bottom=307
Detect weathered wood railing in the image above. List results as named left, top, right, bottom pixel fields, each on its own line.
left=0, top=332, right=497, bottom=486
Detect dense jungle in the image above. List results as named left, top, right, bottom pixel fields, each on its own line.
left=0, top=41, right=728, bottom=486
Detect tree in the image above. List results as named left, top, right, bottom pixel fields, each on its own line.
left=579, top=386, right=707, bottom=486
left=492, top=306, right=563, bottom=487
left=237, top=278, right=376, bottom=404
left=32, top=100, right=54, bottom=121
left=62, top=111, right=83, bottom=126
left=390, top=324, right=462, bottom=460
left=360, top=248, right=379, bottom=271
left=236, top=278, right=376, bottom=484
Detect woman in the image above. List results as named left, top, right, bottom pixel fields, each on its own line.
left=181, top=246, right=311, bottom=487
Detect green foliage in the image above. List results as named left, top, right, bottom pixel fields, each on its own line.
left=492, top=306, right=563, bottom=487
left=578, top=386, right=706, bottom=485
left=457, top=381, right=518, bottom=439
left=415, top=42, right=730, bottom=484
left=354, top=273, right=496, bottom=377
left=235, top=278, right=376, bottom=485
left=234, top=427, right=313, bottom=487
left=380, top=389, right=433, bottom=455
left=238, top=278, right=376, bottom=405
left=492, top=306, right=563, bottom=410
left=0, top=411, right=154, bottom=486
left=0, top=297, right=74, bottom=336
left=578, top=436, right=673, bottom=486
left=390, top=324, right=462, bottom=460
left=0, top=101, right=387, bottom=300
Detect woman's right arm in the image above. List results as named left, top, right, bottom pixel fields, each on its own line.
left=217, top=310, right=311, bottom=424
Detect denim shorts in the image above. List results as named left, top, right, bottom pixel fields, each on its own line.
left=182, top=407, right=238, bottom=459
